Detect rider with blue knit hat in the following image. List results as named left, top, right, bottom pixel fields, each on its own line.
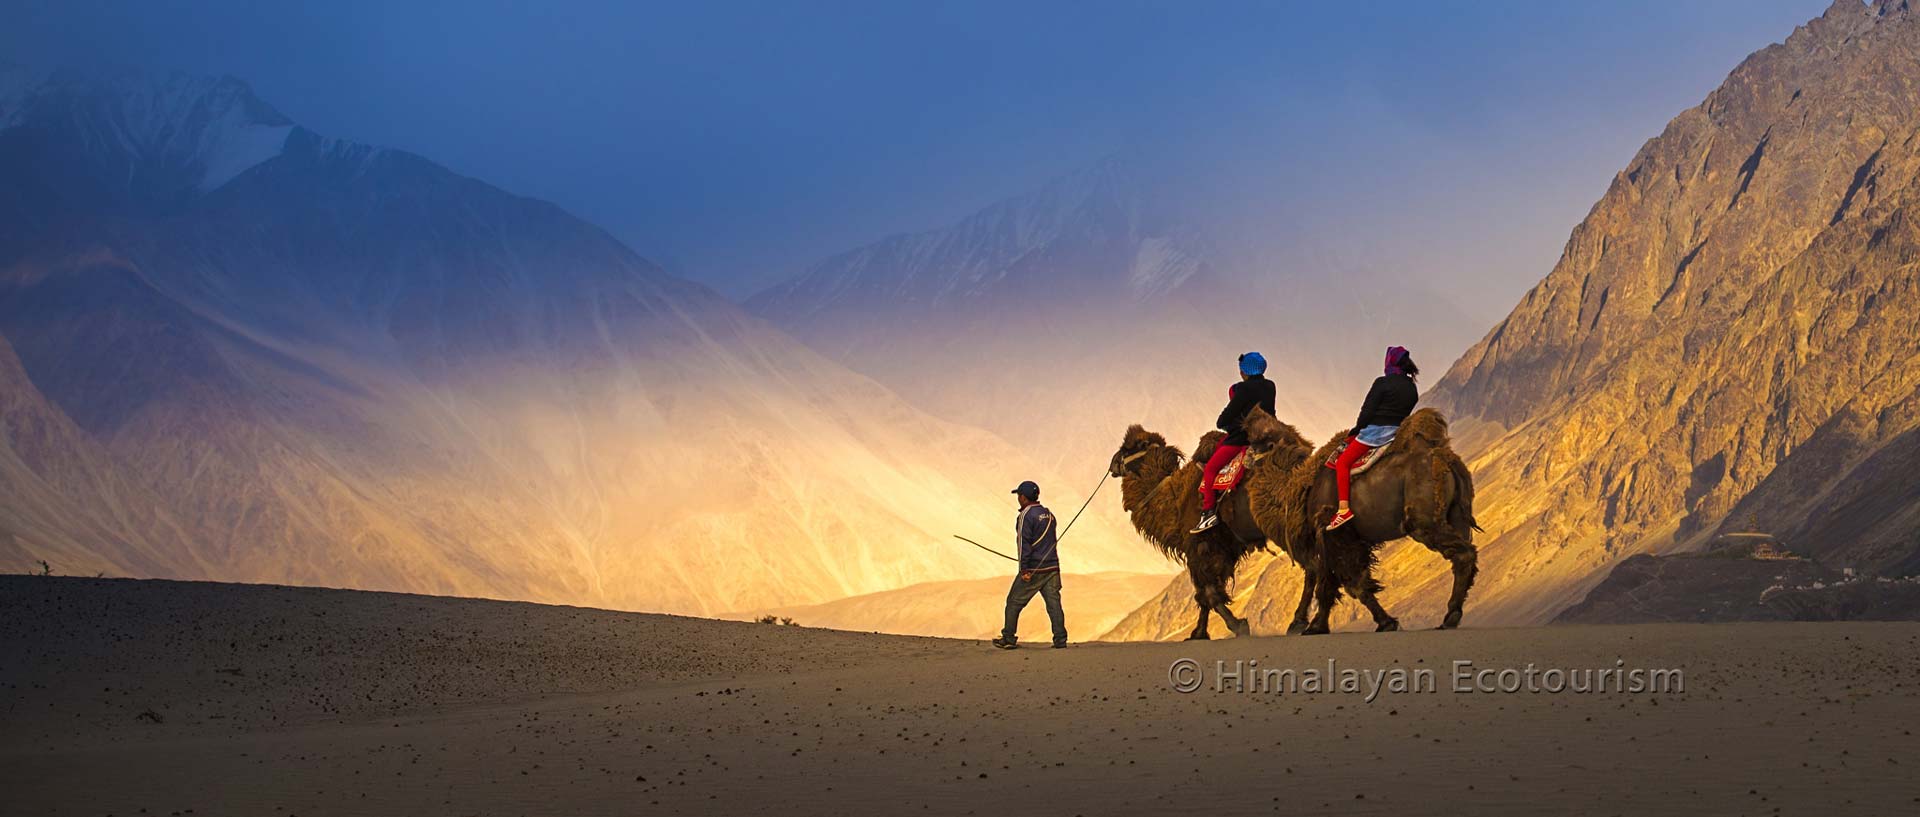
left=1191, top=352, right=1277, bottom=533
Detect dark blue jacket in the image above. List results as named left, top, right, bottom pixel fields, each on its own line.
left=1016, top=503, right=1060, bottom=572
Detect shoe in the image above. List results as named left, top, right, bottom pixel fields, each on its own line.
left=1325, top=509, right=1354, bottom=531
left=1051, top=642, right=1067, bottom=649
left=1190, top=511, right=1219, bottom=534
left=991, top=636, right=1019, bottom=650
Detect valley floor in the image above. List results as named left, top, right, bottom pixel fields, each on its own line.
left=3, top=577, right=1917, bottom=816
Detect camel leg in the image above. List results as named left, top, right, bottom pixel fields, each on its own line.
left=1356, top=581, right=1399, bottom=632
left=1194, top=574, right=1249, bottom=638
left=1214, top=593, right=1252, bottom=638
left=1409, top=524, right=1478, bottom=629
left=1438, top=541, right=1478, bottom=629
left=1287, top=562, right=1315, bottom=635
left=1186, top=588, right=1211, bottom=640
left=1303, top=539, right=1340, bottom=636
left=1185, top=561, right=1214, bottom=642
left=1340, top=572, right=1395, bottom=632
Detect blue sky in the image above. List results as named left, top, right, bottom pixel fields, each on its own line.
left=4, top=0, right=1830, bottom=315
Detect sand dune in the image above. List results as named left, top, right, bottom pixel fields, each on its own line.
left=6, top=576, right=1919, bottom=816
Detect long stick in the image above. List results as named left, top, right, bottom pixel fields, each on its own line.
left=953, top=535, right=1018, bottom=562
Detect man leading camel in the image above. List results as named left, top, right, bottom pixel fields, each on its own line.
left=993, top=481, right=1067, bottom=650
left=1191, top=352, right=1277, bottom=534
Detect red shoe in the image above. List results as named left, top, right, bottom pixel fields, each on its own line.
left=1325, top=509, right=1354, bottom=531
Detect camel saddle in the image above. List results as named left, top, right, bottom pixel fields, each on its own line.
left=1211, top=449, right=1257, bottom=492
left=1324, top=441, right=1393, bottom=476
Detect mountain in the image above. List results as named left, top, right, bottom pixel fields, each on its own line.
left=0, top=333, right=201, bottom=578
left=0, top=66, right=1168, bottom=614
left=1553, top=534, right=1920, bottom=624
left=1108, top=0, right=1920, bottom=637
left=726, top=570, right=1176, bottom=640
left=749, top=159, right=1385, bottom=495
left=752, top=157, right=1214, bottom=330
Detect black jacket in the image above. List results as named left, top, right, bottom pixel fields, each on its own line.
left=1216, top=376, right=1278, bottom=446
left=1352, top=373, right=1419, bottom=435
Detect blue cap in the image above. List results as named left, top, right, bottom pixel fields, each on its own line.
left=1012, top=480, right=1040, bottom=499
left=1239, top=352, right=1267, bottom=376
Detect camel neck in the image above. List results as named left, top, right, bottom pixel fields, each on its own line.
left=1119, top=449, right=1181, bottom=514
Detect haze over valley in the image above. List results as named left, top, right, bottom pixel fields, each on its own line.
left=6, top=1, right=1920, bottom=639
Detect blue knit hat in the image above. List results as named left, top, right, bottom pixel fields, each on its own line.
left=1238, top=352, right=1267, bottom=376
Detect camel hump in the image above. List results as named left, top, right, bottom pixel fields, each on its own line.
left=1399, top=408, right=1452, bottom=445
left=1194, top=430, right=1227, bottom=464
left=1242, top=406, right=1309, bottom=452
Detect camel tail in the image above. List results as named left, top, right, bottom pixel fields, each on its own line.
left=1444, top=451, right=1483, bottom=534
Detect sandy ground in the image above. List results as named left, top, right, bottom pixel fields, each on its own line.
left=727, top=571, right=1179, bottom=640
left=5, top=577, right=1919, bottom=816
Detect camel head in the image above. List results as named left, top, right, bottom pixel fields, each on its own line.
left=1109, top=424, right=1171, bottom=478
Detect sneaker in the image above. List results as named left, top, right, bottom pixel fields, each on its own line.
left=991, top=636, right=1019, bottom=650
left=1325, top=509, right=1354, bottom=531
left=1189, top=511, right=1219, bottom=534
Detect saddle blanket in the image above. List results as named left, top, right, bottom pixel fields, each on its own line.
left=1212, top=449, right=1253, bottom=491
left=1324, top=441, right=1393, bottom=476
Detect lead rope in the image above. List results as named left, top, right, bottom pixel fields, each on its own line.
left=1055, top=467, right=1111, bottom=544
left=954, top=459, right=1124, bottom=561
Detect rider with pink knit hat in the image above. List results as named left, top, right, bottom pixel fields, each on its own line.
left=1327, top=346, right=1420, bottom=531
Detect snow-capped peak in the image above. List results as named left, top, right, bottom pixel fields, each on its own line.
left=750, top=155, right=1208, bottom=322
left=0, top=62, right=46, bottom=129
left=5, top=66, right=295, bottom=192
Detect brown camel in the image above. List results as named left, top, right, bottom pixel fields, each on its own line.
left=1106, top=422, right=1324, bottom=639
left=1232, top=409, right=1405, bottom=633
left=1286, top=407, right=1481, bottom=633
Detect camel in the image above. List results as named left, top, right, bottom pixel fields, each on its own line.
left=1229, top=408, right=1405, bottom=633
left=1106, top=422, right=1323, bottom=639
left=1265, top=407, right=1481, bottom=634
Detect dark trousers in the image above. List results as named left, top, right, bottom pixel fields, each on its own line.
left=1002, top=570, right=1067, bottom=644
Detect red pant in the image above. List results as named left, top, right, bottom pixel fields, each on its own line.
left=1198, top=442, right=1246, bottom=511
left=1334, top=438, right=1375, bottom=504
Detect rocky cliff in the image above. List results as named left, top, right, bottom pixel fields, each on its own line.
left=1109, top=0, right=1920, bottom=637
left=1554, top=536, right=1920, bottom=624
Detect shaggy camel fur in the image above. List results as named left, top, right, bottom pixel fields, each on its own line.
left=1292, top=407, right=1482, bottom=633
left=1106, top=425, right=1258, bottom=639
left=1211, top=411, right=1328, bottom=635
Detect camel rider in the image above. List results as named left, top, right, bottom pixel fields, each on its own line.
left=1191, top=352, right=1278, bottom=534
left=1327, top=346, right=1421, bottom=531
left=993, top=481, right=1067, bottom=650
